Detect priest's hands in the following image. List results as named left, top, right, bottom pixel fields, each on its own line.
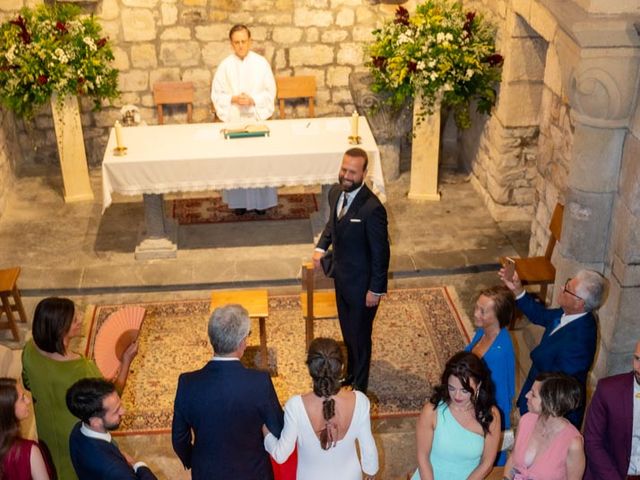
left=231, top=93, right=255, bottom=106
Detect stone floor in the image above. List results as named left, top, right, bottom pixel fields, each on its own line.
left=0, top=165, right=539, bottom=479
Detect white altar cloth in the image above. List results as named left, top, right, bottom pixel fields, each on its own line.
left=101, top=117, right=385, bottom=212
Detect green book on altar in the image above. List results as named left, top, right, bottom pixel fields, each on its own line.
left=223, top=125, right=270, bottom=139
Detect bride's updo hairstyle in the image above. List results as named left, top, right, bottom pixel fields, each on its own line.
left=306, top=337, right=344, bottom=450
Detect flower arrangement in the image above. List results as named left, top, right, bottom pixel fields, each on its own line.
left=0, top=4, right=119, bottom=118
left=367, top=0, right=504, bottom=129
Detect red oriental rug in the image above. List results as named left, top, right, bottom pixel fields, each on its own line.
left=171, top=193, right=318, bottom=225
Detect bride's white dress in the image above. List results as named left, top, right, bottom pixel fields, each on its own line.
left=264, top=391, right=378, bottom=479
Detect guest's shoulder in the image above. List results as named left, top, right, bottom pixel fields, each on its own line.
left=596, top=371, right=633, bottom=391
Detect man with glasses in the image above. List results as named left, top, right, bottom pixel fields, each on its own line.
left=499, top=268, right=607, bottom=427
left=171, top=304, right=283, bottom=479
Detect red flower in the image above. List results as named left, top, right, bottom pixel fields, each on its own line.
left=463, top=11, right=476, bottom=36
left=394, top=6, right=410, bottom=26
left=9, top=15, right=31, bottom=44
left=55, top=21, right=68, bottom=34
left=372, top=56, right=387, bottom=70
left=407, top=61, right=418, bottom=73
left=37, top=75, right=48, bottom=85
left=96, top=37, right=107, bottom=48
left=484, top=53, right=504, bottom=67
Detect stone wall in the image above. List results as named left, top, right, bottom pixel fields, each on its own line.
left=1, top=0, right=395, bottom=167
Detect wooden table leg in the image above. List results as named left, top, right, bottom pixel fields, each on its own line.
left=0, top=294, right=20, bottom=341
left=259, top=317, right=268, bottom=370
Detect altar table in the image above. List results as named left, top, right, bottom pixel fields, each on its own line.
left=101, top=117, right=384, bottom=259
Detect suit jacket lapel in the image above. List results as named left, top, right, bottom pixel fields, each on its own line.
left=623, top=372, right=634, bottom=454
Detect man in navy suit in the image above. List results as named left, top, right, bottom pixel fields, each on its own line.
left=583, top=340, right=640, bottom=479
left=313, top=147, right=390, bottom=393
left=500, top=268, right=607, bottom=427
left=172, top=304, right=284, bottom=479
left=66, top=378, right=157, bottom=479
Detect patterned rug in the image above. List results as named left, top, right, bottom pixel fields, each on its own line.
left=171, top=193, right=318, bottom=225
left=85, top=288, right=471, bottom=435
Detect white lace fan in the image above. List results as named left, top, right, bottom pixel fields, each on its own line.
left=94, top=306, right=146, bottom=379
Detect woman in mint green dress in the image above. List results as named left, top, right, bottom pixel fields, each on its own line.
left=22, top=298, right=138, bottom=480
left=412, top=351, right=501, bottom=480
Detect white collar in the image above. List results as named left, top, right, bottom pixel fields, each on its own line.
left=212, top=356, right=240, bottom=361
left=80, top=422, right=112, bottom=443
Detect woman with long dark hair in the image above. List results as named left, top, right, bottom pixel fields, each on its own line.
left=0, top=378, right=51, bottom=479
left=21, top=297, right=137, bottom=479
left=412, top=351, right=501, bottom=479
left=263, top=337, right=378, bottom=479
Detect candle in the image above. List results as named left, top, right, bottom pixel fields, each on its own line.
left=115, top=120, right=123, bottom=149
left=351, top=111, right=359, bottom=138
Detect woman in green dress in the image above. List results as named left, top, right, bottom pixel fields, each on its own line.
left=22, top=297, right=138, bottom=480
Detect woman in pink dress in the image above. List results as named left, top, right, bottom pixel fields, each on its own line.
left=504, top=372, right=585, bottom=480
left=0, top=377, right=51, bottom=480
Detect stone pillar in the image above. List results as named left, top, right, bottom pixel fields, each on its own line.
left=50, top=95, right=94, bottom=202
left=548, top=7, right=640, bottom=377
left=348, top=72, right=413, bottom=182
left=408, top=94, right=441, bottom=201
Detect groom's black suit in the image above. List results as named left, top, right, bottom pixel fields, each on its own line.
left=317, top=183, right=390, bottom=392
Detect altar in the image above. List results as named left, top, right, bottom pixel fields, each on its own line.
left=101, top=116, right=384, bottom=259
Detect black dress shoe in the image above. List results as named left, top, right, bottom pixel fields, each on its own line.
left=254, top=209, right=267, bottom=215
left=234, top=208, right=247, bottom=215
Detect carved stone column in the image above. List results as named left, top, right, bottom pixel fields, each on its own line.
left=545, top=3, right=640, bottom=376
left=349, top=72, right=413, bottom=181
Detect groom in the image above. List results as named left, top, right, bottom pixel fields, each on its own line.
left=313, top=147, right=390, bottom=393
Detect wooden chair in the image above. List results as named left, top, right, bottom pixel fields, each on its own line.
left=210, top=289, right=269, bottom=371
left=276, top=76, right=316, bottom=119
left=153, top=81, right=194, bottom=125
left=0, top=267, right=28, bottom=341
left=300, top=262, right=338, bottom=350
left=502, top=202, right=564, bottom=326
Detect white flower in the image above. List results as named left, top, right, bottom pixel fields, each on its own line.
left=443, top=83, right=453, bottom=91
left=83, top=37, right=97, bottom=51
left=465, top=69, right=474, bottom=79
left=428, top=60, right=436, bottom=68
left=5, top=44, right=16, bottom=63
left=430, top=72, right=438, bottom=81
left=436, top=32, right=445, bottom=43
left=445, top=32, right=454, bottom=42
left=417, top=60, right=426, bottom=71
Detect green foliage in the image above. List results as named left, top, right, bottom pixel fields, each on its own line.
left=367, top=0, right=503, bottom=129
left=0, top=4, right=119, bottom=118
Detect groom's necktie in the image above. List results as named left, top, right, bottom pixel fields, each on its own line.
left=338, top=192, right=350, bottom=220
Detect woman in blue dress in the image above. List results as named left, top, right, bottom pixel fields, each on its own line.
left=465, top=286, right=516, bottom=465
left=412, top=351, right=501, bottom=480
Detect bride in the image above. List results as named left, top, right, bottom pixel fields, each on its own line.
left=263, top=337, right=378, bottom=479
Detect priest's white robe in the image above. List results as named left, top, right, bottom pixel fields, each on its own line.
left=212, top=51, right=278, bottom=210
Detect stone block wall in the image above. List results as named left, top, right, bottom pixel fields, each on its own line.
left=1, top=0, right=394, bottom=167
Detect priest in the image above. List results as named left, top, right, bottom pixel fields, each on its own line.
left=211, top=24, right=277, bottom=214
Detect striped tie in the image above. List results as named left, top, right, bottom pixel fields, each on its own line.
left=338, top=193, right=349, bottom=220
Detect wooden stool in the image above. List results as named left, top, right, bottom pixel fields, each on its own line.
left=0, top=267, right=28, bottom=341
left=210, top=289, right=269, bottom=371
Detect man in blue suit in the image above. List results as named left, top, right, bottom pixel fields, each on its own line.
left=500, top=268, right=607, bottom=427
left=172, top=304, right=284, bottom=479
left=66, top=378, right=157, bottom=479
